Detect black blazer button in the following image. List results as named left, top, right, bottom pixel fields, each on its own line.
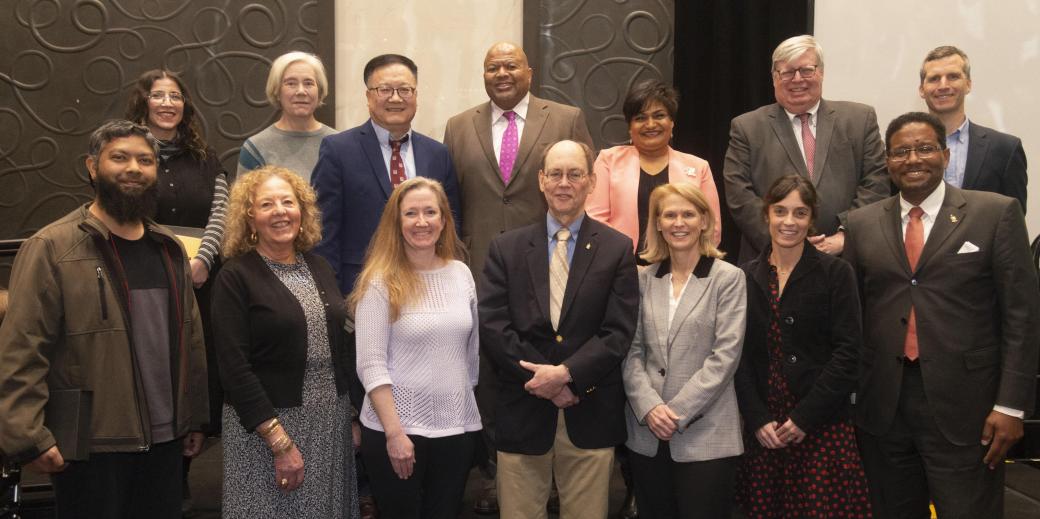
left=784, top=316, right=795, bottom=325
left=786, top=354, right=798, bottom=364
left=658, top=368, right=666, bottom=376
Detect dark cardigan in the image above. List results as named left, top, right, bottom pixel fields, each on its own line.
left=734, top=242, right=863, bottom=434
left=212, top=249, right=353, bottom=431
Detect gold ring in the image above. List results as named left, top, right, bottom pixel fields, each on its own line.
left=281, top=478, right=289, bottom=487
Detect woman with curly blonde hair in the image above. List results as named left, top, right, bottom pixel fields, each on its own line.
left=212, top=165, right=358, bottom=518
left=349, top=177, right=480, bottom=518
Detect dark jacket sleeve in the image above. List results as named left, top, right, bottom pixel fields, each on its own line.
left=211, top=261, right=275, bottom=432
left=734, top=266, right=773, bottom=434
left=311, top=136, right=343, bottom=278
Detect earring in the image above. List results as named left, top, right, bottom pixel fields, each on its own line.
left=249, top=231, right=258, bottom=244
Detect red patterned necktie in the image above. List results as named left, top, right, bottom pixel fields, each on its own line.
left=798, top=113, right=815, bottom=179
left=389, top=135, right=409, bottom=188
left=499, top=111, right=518, bottom=184
left=903, top=206, right=924, bottom=360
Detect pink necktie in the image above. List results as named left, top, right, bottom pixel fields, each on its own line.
left=798, top=113, right=815, bottom=179
left=499, top=111, right=518, bottom=184
left=903, top=207, right=924, bottom=360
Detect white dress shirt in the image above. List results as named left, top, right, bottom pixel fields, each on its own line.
left=783, top=100, right=820, bottom=160
left=491, top=93, right=530, bottom=162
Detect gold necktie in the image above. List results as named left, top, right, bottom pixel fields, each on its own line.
left=549, top=227, right=571, bottom=330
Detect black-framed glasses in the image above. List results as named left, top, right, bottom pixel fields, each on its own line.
left=542, top=171, right=587, bottom=184
left=148, top=91, right=184, bottom=103
left=774, top=65, right=819, bottom=81
left=887, top=145, right=942, bottom=162
left=367, top=85, right=416, bottom=99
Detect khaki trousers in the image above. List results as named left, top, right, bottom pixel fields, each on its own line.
left=497, top=410, right=614, bottom=519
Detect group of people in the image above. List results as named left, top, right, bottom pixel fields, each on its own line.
left=0, top=33, right=1036, bottom=519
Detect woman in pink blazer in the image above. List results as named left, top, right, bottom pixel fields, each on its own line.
left=588, top=80, right=721, bottom=260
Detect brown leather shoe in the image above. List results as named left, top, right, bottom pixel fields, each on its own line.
left=473, top=485, right=499, bottom=515
left=359, top=495, right=379, bottom=519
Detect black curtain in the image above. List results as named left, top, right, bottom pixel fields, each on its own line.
left=673, top=0, right=813, bottom=260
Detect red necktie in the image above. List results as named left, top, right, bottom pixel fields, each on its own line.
left=499, top=111, right=518, bottom=184
left=903, top=207, right=924, bottom=360
left=389, top=135, right=409, bottom=188
left=797, top=113, right=815, bottom=179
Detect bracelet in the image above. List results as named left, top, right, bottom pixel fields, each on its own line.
left=258, top=418, right=280, bottom=438
left=271, top=434, right=295, bottom=457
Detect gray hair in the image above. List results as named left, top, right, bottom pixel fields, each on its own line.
left=88, top=120, right=158, bottom=161
left=266, top=51, right=329, bottom=109
left=772, top=35, right=824, bottom=72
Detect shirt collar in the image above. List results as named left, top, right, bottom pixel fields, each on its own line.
left=492, top=92, right=531, bottom=123
left=900, top=180, right=946, bottom=220
left=370, top=120, right=412, bottom=145
left=949, top=118, right=970, bottom=142
left=783, top=100, right=822, bottom=123
left=546, top=212, right=584, bottom=241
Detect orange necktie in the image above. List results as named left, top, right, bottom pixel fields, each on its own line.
left=903, top=207, right=924, bottom=360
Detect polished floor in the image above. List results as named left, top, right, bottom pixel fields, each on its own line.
left=12, top=439, right=1040, bottom=518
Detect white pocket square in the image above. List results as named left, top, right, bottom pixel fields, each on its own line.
left=957, top=241, right=979, bottom=254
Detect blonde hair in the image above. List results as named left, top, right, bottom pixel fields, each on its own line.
left=266, top=51, right=329, bottom=110
left=223, top=166, right=322, bottom=258
left=348, top=178, right=465, bottom=321
left=640, top=183, right=725, bottom=264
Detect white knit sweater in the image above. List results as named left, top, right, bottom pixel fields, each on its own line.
left=355, top=260, right=482, bottom=437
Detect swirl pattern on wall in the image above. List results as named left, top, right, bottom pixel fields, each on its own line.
left=0, top=0, right=334, bottom=282
left=533, top=0, right=674, bottom=148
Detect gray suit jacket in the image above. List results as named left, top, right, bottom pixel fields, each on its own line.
left=724, top=99, right=889, bottom=263
left=844, top=185, right=1040, bottom=445
left=444, top=95, right=593, bottom=276
left=962, top=121, right=1028, bottom=213
left=623, top=257, right=746, bottom=462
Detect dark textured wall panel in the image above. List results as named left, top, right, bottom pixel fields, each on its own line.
left=524, top=0, right=674, bottom=149
left=0, top=0, right=334, bottom=284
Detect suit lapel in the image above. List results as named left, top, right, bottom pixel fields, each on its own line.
left=917, top=187, right=966, bottom=272
left=559, top=217, right=596, bottom=323
left=812, top=100, right=835, bottom=186
left=961, top=123, right=988, bottom=190
left=646, top=263, right=671, bottom=359
left=514, top=96, right=549, bottom=186
left=525, top=224, right=552, bottom=324
left=360, top=121, right=393, bottom=198
left=472, top=104, right=502, bottom=184
left=768, top=104, right=809, bottom=177
left=879, top=197, right=911, bottom=274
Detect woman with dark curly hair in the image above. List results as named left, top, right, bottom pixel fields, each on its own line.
left=125, top=68, right=230, bottom=511
left=214, top=166, right=358, bottom=518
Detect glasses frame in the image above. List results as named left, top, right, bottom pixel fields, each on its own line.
left=542, top=171, right=588, bottom=184
left=147, top=91, right=185, bottom=103
left=774, top=65, right=819, bottom=82
left=367, top=85, right=416, bottom=99
left=887, top=144, right=943, bottom=163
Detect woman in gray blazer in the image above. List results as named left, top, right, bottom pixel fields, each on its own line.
left=623, top=183, right=747, bottom=519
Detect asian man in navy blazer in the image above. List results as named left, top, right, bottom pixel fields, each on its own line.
left=918, top=45, right=1027, bottom=213
left=312, top=54, right=461, bottom=293
left=844, top=112, right=1039, bottom=519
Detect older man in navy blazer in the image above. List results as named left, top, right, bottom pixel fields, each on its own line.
left=312, top=54, right=461, bottom=293
left=480, top=140, right=639, bottom=519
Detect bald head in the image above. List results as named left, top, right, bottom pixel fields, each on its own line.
left=483, top=41, right=533, bottom=110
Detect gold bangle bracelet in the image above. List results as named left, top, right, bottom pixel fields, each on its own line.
left=258, top=418, right=280, bottom=438
left=271, top=435, right=294, bottom=457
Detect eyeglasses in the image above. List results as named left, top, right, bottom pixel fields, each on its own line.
left=542, top=171, right=587, bottom=184
left=775, top=65, right=819, bottom=82
left=367, top=85, right=416, bottom=99
left=148, top=91, right=185, bottom=103
left=887, top=145, right=942, bottom=162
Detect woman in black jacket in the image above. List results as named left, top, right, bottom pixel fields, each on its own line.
left=734, top=175, right=871, bottom=518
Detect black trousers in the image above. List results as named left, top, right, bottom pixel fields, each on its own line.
left=858, top=363, right=1004, bottom=519
left=52, top=438, right=182, bottom=519
left=628, top=442, right=737, bottom=519
left=361, top=426, right=476, bottom=519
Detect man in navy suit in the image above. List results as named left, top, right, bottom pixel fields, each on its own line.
left=312, top=54, right=461, bottom=293
left=919, top=45, right=1027, bottom=212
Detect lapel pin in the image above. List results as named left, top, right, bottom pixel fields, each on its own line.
left=949, top=214, right=958, bottom=223
left=585, top=242, right=591, bottom=250
left=684, top=167, right=697, bottom=177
